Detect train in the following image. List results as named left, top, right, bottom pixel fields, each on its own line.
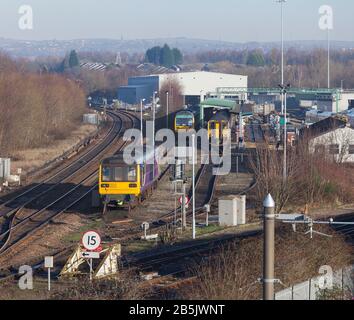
left=99, top=147, right=160, bottom=213
left=174, top=107, right=200, bottom=132
left=207, top=109, right=233, bottom=142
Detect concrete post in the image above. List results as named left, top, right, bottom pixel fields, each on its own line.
left=263, top=194, right=275, bottom=300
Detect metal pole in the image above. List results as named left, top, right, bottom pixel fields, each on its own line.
left=140, top=99, right=144, bottom=146
left=283, top=90, right=287, bottom=182
left=48, top=268, right=51, bottom=291
left=263, top=194, right=275, bottom=301
left=152, top=92, right=156, bottom=176
left=89, top=259, right=93, bottom=281
left=192, top=134, right=196, bottom=240
left=166, top=91, right=169, bottom=129
left=281, top=1, right=284, bottom=88
left=182, top=183, right=186, bottom=229
left=327, top=27, right=330, bottom=89
left=277, top=0, right=286, bottom=115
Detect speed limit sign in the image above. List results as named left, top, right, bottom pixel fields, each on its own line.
left=178, top=195, right=190, bottom=206
left=82, top=231, right=101, bottom=251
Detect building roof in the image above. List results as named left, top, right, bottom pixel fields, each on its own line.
left=300, top=117, right=350, bottom=139
left=200, top=98, right=236, bottom=109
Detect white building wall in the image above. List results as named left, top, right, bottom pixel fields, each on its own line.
left=309, top=126, right=354, bottom=163
left=158, top=71, right=248, bottom=96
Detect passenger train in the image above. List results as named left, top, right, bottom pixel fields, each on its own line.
left=174, top=107, right=200, bottom=132
left=207, top=109, right=233, bottom=142
left=99, top=148, right=160, bottom=213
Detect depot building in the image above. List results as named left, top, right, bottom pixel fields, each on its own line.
left=117, top=71, right=248, bottom=106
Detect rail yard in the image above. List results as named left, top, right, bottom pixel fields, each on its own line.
left=0, top=100, right=353, bottom=302
left=1, top=2, right=354, bottom=304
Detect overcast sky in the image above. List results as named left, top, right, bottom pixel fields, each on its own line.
left=0, top=0, right=353, bottom=42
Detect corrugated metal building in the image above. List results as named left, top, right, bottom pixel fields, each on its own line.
left=117, top=71, right=248, bottom=105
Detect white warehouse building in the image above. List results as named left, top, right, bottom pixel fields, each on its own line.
left=117, top=71, right=248, bottom=106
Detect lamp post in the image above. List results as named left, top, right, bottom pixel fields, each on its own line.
left=152, top=91, right=157, bottom=175
left=279, top=84, right=290, bottom=182
left=192, top=133, right=196, bottom=240
left=277, top=0, right=286, bottom=115
left=165, top=91, right=169, bottom=129
left=140, top=98, right=146, bottom=146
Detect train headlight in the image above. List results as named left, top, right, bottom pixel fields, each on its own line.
left=101, top=184, right=110, bottom=188
left=129, top=184, right=137, bottom=188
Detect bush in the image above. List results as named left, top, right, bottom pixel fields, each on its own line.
left=0, top=54, right=87, bottom=154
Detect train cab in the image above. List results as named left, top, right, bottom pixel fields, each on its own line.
left=174, top=110, right=195, bottom=132
left=207, top=110, right=232, bottom=142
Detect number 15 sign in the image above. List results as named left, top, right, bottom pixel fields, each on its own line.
left=82, top=231, right=101, bottom=251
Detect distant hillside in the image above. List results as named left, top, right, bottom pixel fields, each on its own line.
left=1, top=37, right=354, bottom=58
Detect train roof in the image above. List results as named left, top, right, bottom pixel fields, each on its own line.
left=175, top=110, right=194, bottom=117
left=101, top=145, right=159, bottom=165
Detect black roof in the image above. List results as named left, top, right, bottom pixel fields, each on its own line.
left=300, top=117, right=349, bottom=139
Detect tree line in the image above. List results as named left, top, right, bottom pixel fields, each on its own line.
left=145, top=44, right=183, bottom=67
left=0, top=53, right=87, bottom=155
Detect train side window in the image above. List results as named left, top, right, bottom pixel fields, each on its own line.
left=149, top=164, right=154, bottom=181
left=102, top=167, right=111, bottom=182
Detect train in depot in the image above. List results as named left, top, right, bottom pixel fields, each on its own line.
left=174, top=107, right=200, bottom=132
left=207, top=109, right=233, bottom=143
left=99, top=147, right=160, bottom=213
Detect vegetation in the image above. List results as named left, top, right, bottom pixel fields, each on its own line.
left=249, top=140, right=354, bottom=213
left=159, top=77, right=184, bottom=116
left=52, top=271, right=149, bottom=300
left=145, top=44, right=183, bottom=67
left=184, top=47, right=354, bottom=88
left=183, top=224, right=352, bottom=300
left=0, top=53, right=87, bottom=155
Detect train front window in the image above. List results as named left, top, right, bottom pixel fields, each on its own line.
left=102, top=167, right=111, bottom=182
left=113, top=166, right=137, bottom=182
left=102, top=166, right=137, bottom=182
left=176, top=117, right=193, bottom=127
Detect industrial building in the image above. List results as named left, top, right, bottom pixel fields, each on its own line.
left=296, top=90, right=354, bottom=113
left=117, top=71, right=248, bottom=105
left=302, top=117, right=354, bottom=163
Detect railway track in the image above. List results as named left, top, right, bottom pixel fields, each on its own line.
left=0, top=110, right=140, bottom=268
left=249, top=123, right=265, bottom=143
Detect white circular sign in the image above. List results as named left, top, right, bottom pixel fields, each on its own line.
left=82, top=231, right=101, bottom=251
left=179, top=196, right=190, bottom=205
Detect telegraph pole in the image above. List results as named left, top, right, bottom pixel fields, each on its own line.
left=263, top=194, right=276, bottom=300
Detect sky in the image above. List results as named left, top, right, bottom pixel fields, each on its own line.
left=0, top=0, right=353, bottom=42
